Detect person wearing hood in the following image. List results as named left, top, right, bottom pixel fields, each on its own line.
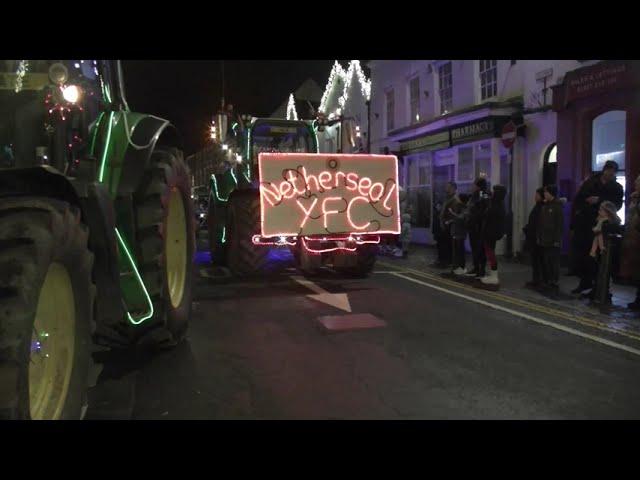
left=463, top=177, right=490, bottom=278
left=537, top=184, right=564, bottom=295
left=524, top=187, right=545, bottom=288
left=478, top=185, right=507, bottom=288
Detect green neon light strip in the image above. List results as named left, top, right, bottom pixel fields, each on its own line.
left=244, top=162, right=251, bottom=182
left=98, top=112, right=115, bottom=182
left=230, top=168, right=238, bottom=185
left=232, top=122, right=238, bottom=132
left=221, top=226, right=226, bottom=244
left=211, top=174, right=229, bottom=202
left=90, top=111, right=105, bottom=156
left=115, top=228, right=154, bottom=325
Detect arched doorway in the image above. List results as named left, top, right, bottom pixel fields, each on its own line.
left=542, top=143, right=557, bottom=187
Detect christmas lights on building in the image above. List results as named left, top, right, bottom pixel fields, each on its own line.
left=286, top=93, right=299, bottom=121
left=14, top=60, right=28, bottom=93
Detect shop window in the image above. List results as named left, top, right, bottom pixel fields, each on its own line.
left=479, top=60, right=497, bottom=100
left=386, top=89, right=395, bottom=132
left=592, top=110, right=626, bottom=222
left=475, top=142, right=491, bottom=180
left=592, top=110, right=625, bottom=171
left=543, top=143, right=557, bottom=186
left=438, top=62, right=452, bottom=114
left=457, top=147, right=474, bottom=182
left=409, top=76, right=420, bottom=124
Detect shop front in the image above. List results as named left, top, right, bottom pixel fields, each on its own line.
left=397, top=114, right=522, bottom=252
left=552, top=60, right=640, bottom=229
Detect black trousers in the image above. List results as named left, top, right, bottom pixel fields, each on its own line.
left=452, top=237, right=466, bottom=269
left=438, top=229, right=453, bottom=264
left=574, top=227, right=596, bottom=289
left=469, top=227, right=486, bottom=274
left=531, top=244, right=544, bottom=284
left=541, top=246, right=560, bottom=286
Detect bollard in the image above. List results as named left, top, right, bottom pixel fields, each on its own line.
left=593, top=233, right=622, bottom=306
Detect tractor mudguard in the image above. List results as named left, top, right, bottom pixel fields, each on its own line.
left=111, top=114, right=181, bottom=195
left=0, top=166, right=82, bottom=210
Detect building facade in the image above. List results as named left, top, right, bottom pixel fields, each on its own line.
left=368, top=59, right=623, bottom=255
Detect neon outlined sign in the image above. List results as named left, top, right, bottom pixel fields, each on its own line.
left=258, top=153, right=401, bottom=237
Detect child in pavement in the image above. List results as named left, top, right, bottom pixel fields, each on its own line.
left=590, top=201, right=621, bottom=258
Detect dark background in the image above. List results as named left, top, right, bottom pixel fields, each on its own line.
left=122, top=60, right=334, bottom=155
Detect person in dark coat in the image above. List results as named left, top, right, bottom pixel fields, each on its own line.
left=435, top=182, right=457, bottom=268
left=463, top=177, right=490, bottom=278
left=478, top=185, right=507, bottom=287
left=570, top=160, right=624, bottom=293
left=619, top=175, right=640, bottom=312
left=537, top=184, right=564, bottom=295
left=523, top=187, right=545, bottom=288
left=446, top=192, right=470, bottom=275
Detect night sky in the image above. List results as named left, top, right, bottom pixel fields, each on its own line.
left=122, top=60, right=334, bottom=155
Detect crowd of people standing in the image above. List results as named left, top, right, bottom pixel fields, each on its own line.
left=422, top=159, right=640, bottom=316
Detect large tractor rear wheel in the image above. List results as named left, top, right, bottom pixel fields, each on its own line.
left=0, top=197, right=94, bottom=419
left=134, top=146, right=195, bottom=347
left=225, top=191, right=270, bottom=276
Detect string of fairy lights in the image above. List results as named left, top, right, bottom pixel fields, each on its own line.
left=319, top=60, right=371, bottom=120
left=286, top=93, right=298, bottom=120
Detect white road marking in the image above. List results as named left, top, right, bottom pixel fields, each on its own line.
left=391, top=272, right=640, bottom=357
left=291, top=275, right=352, bottom=312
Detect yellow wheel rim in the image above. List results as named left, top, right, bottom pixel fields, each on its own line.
left=166, top=187, right=187, bottom=308
left=28, top=263, right=75, bottom=420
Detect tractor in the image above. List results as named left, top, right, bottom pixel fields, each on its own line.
left=206, top=117, right=400, bottom=277
left=0, top=60, right=195, bottom=419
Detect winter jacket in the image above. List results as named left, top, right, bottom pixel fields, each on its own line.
left=466, top=190, right=490, bottom=232
left=400, top=220, right=412, bottom=244
left=523, top=201, right=544, bottom=250
left=482, top=185, right=507, bottom=242
left=440, top=193, right=457, bottom=230
left=620, top=191, right=640, bottom=282
left=571, top=173, right=624, bottom=233
left=448, top=196, right=468, bottom=240
left=537, top=198, right=564, bottom=248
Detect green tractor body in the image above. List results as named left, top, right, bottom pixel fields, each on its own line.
left=207, top=117, right=398, bottom=276
left=0, top=60, right=195, bottom=419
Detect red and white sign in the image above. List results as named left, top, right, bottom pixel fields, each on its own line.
left=501, top=121, right=517, bottom=149
left=258, top=153, right=401, bottom=237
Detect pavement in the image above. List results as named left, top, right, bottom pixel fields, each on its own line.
left=385, top=244, right=640, bottom=338
left=86, top=242, right=640, bottom=420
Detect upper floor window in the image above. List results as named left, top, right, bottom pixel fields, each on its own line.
left=479, top=60, right=497, bottom=100
left=438, top=62, right=452, bottom=114
left=386, top=89, right=395, bottom=132
left=409, top=76, right=420, bottom=124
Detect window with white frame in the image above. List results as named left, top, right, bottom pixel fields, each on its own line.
left=479, top=60, right=497, bottom=100
left=409, top=76, right=420, bottom=124
left=438, top=62, right=452, bottom=114
left=386, top=89, right=395, bottom=132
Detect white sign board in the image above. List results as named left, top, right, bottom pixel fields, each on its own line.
left=258, top=153, right=400, bottom=237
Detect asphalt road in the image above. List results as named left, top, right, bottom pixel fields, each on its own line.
left=89, top=250, right=640, bottom=420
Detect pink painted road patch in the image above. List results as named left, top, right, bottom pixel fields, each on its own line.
left=316, top=313, right=387, bottom=332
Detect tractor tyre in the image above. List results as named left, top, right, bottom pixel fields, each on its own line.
left=133, top=146, right=195, bottom=348
left=0, top=197, right=94, bottom=420
left=335, top=244, right=378, bottom=278
left=225, top=190, right=270, bottom=276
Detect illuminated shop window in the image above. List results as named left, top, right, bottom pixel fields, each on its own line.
left=592, top=110, right=626, bottom=223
